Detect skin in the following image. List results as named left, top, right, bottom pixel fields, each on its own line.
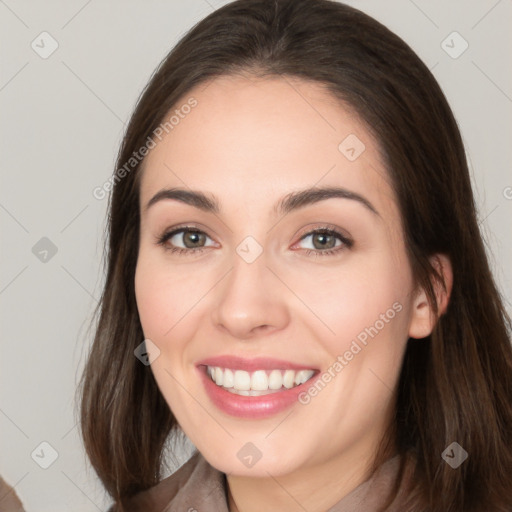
left=134, top=74, right=452, bottom=512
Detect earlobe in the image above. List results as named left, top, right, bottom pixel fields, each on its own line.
left=408, top=254, right=453, bottom=339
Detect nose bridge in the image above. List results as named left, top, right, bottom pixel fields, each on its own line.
left=211, top=239, right=289, bottom=338
left=227, top=239, right=268, bottom=297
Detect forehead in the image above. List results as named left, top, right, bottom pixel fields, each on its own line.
left=139, top=74, right=396, bottom=218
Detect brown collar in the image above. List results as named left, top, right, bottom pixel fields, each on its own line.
left=117, top=450, right=411, bottom=512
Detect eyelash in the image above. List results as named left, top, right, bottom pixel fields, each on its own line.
left=155, top=224, right=353, bottom=258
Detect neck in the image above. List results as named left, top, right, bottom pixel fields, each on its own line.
left=226, top=441, right=397, bottom=512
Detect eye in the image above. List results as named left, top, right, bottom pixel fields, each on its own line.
left=155, top=224, right=353, bottom=258
left=293, top=226, right=353, bottom=257
left=155, top=226, right=216, bottom=255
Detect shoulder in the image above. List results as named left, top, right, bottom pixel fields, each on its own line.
left=375, top=452, right=418, bottom=512
left=336, top=452, right=417, bottom=512
left=108, top=450, right=227, bottom=512
left=0, top=475, right=26, bottom=512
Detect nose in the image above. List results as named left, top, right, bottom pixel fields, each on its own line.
left=211, top=249, right=290, bottom=340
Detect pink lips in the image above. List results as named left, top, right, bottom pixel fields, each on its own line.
left=196, top=355, right=319, bottom=419
left=197, top=355, right=316, bottom=372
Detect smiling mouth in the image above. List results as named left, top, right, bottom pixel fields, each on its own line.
left=204, top=365, right=317, bottom=396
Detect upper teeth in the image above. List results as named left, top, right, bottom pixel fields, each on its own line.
left=207, top=366, right=315, bottom=394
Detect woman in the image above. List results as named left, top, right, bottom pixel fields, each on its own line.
left=79, top=0, right=512, bottom=510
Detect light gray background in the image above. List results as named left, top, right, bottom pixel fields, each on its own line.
left=1, top=1, right=511, bottom=510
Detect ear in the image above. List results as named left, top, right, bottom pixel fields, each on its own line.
left=408, top=254, right=453, bottom=339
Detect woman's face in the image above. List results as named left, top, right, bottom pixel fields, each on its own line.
left=134, top=74, right=424, bottom=478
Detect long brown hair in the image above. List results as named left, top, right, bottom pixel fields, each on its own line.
left=78, top=1, right=512, bottom=510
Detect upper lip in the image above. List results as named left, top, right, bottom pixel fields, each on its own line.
left=197, top=355, right=318, bottom=372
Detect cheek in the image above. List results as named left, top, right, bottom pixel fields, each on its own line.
left=134, top=253, right=181, bottom=346
left=327, top=255, right=413, bottom=392
left=134, top=251, right=211, bottom=355
left=298, top=259, right=413, bottom=429
left=340, top=273, right=403, bottom=338
left=284, top=250, right=412, bottom=354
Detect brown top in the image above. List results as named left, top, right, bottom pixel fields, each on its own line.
left=110, top=450, right=413, bottom=512
left=0, top=476, right=26, bottom=512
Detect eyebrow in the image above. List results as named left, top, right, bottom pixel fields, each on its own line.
left=144, top=186, right=380, bottom=217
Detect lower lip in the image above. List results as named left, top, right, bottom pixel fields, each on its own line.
left=197, top=366, right=317, bottom=419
